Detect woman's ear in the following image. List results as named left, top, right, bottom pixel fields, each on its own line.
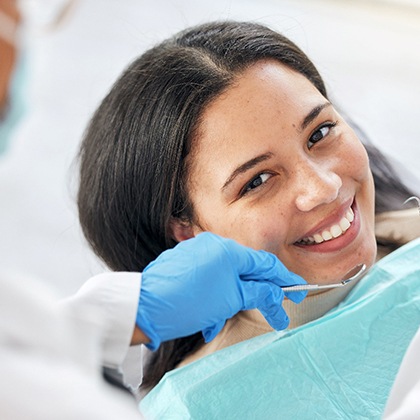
left=169, top=217, right=196, bottom=242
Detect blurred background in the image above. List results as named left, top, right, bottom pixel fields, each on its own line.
left=1, top=0, right=419, bottom=297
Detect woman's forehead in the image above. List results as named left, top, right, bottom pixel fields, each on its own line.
left=186, top=60, right=331, bottom=192
left=195, top=60, right=325, bottom=148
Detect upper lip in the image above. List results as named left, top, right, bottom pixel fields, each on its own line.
left=294, top=198, right=354, bottom=242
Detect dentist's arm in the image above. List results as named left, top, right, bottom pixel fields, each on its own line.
left=61, top=272, right=142, bottom=369
left=66, top=233, right=307, bottom=367
left=136, top=232, right=307, bottom=351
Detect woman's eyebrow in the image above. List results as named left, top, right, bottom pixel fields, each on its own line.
left=222, top=152, right=273, bottom=191
left=300, top=102, right=332, bottom=131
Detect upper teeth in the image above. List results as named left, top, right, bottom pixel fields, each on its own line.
left=298, top=208, right=354, bottom=245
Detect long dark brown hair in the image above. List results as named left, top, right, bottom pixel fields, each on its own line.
left=77, top=21, right=415, bottom=391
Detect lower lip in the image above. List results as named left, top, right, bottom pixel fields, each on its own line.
left=294, top=202, right=361, bottom=253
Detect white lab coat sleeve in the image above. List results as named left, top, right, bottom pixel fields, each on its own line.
left=0, top=271, right=143, bottom=419
left=61, top=272, right=142, bottom=369
left=383, top=326, right=420, bottom=419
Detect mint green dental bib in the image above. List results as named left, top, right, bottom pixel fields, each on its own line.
left=141, top=239, right=420, bottom=419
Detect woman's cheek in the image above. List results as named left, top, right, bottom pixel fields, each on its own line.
left=357, top=144, right=372, bottom=180
left=339, top=136, right=371, bottom=182
left=230, top=209, right=289, bottom=254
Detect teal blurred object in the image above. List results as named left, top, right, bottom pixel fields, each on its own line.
left=141, top=238, right=420, bottom=420
left=0, top=53, right=26, bottom=155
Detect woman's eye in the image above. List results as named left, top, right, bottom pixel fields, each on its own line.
left=308, top=121, right=337, bottom=149
left=241, top=173, right=272, bottom=195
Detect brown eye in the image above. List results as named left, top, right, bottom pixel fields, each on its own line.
left=308, top=122, right=337, bottom=149
left=242, top=173, right=272, bottom=195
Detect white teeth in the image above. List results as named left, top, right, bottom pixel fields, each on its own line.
left=298, top=206, right=354, bottom=245
left=321, top=230, right=333, bottom=240
left=339, top=217, right=351, bottom=231
left=346, top=208, right=354, bottom=222
left=330, top=224, right=342, bottom=238
left=313, top=234, right=323, bottom=243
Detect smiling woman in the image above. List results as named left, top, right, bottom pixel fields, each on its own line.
left=77, top=21, right=420, bottom=394
left=184, top=60, right=376, bottom=284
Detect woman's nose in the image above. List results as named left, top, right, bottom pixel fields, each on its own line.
left=294, top=161, right=342, bottom=212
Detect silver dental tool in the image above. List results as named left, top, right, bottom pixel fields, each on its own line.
left=403, top=196, right=420, bottom=215
left=282, top=263, right=367, bottom=292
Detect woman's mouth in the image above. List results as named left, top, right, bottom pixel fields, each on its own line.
left=296, top=207, right=354, bottom=245
left=294, top=201, right=361, bottom=253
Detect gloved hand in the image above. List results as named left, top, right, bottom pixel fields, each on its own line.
left=136, top=232, right=307, bottom=351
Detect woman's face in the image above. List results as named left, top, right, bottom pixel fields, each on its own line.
left=186, top=60, right=376, bottom=284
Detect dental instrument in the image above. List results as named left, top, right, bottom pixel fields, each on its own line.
left=282, top=263, right=367, bottom=292
left=403, top=196, right=420, bottom=215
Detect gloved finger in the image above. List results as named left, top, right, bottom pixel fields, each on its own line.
left=240, top=280, right=282, bottom=310
left=202, top=320, right=226, bottom=343
left=284, top=288, right=308, bottom=304
left=255, top=282, right=290, bottom=330
left=224, top=238, right=286, bottom=281
left=262, top=305, right=290, bottom=330
left=224, top=238, right=307, bottom=288
left=241, top=280, right=290, bottom=330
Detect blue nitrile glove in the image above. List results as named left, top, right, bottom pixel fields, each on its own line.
left=136, top=232, right=307, bottom=351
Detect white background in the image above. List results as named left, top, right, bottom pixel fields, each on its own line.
left=1, top=0, right=419, bottom=296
